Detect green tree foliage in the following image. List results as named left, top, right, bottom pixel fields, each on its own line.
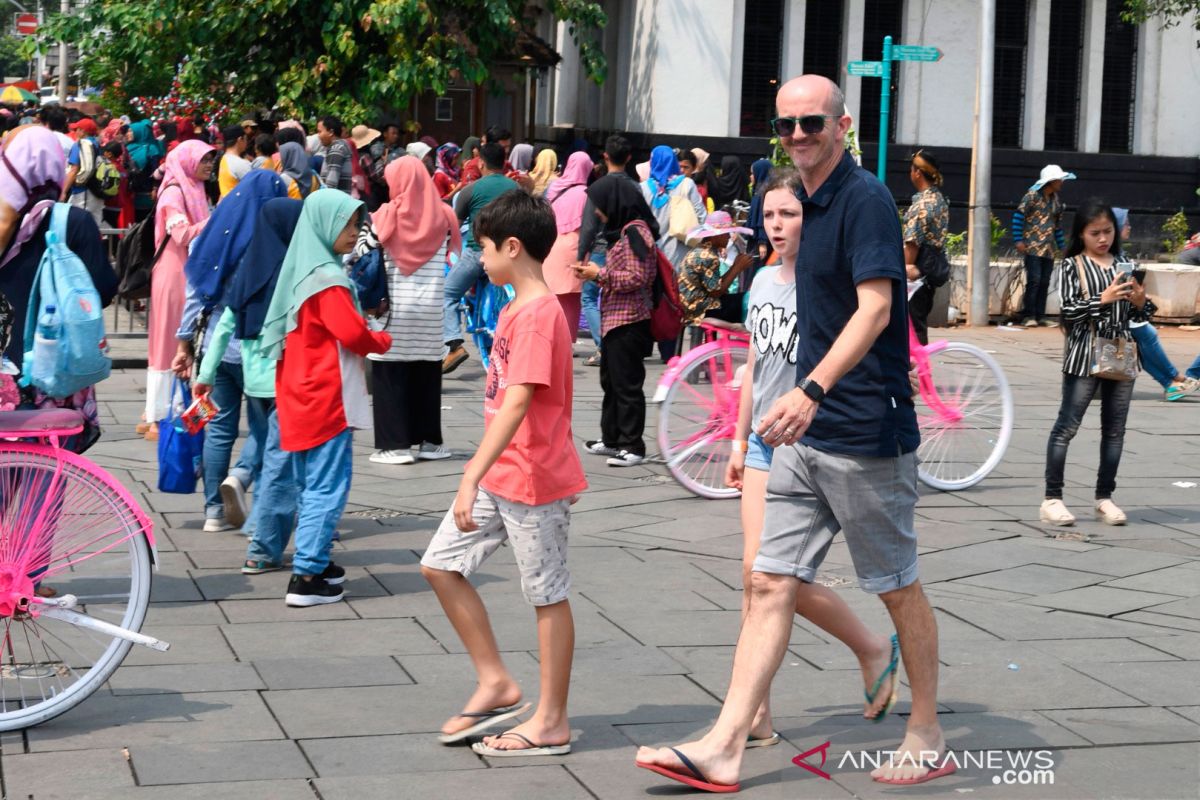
left=26, top=0, right=607, bottom=119
left=1122, top=1, right=1200, bottom=39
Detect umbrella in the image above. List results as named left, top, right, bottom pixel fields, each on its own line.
left=0, top=86, right=37, bottom=104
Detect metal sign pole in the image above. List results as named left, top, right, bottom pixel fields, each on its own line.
left=968, top=0, right=996, bottom=326
left=878, top=36, right=892, bottom=182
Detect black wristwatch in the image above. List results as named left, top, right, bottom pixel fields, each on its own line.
left=799, top=377, right=825, bottom=403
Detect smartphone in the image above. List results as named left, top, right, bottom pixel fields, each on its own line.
left=1132, top=268, right=1147, bottom=285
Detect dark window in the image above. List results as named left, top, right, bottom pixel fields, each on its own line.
left=1099, top=0, right=1138, bottom=153
left=1044, top=0, right=1085, bottom=150
left=993, top=0, right=1029, bottom=148
left=858, top=0, right=904, bottom=143
left=739, top=0, right=785, bottom=137
left=803, top=0, right=845, bottom=81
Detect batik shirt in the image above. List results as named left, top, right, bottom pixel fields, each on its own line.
left=678, top=247, right=723, bottom=324
left=1013, top=190, right=1065, bottom=258
left=903, top=187, right=948, bottom=250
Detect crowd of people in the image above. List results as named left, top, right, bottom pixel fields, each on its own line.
left=0, top=70, right=1193, bottom=782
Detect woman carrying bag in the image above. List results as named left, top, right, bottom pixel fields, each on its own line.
left=1040, top=201, right=1153, bottom=528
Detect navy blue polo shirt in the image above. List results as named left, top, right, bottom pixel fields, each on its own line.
left=793, top=151, right=920, bottom=457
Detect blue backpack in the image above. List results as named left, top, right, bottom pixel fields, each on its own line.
left=350, top=248, right=388, bottom=311
left=21, top=203, right=111, bottom=397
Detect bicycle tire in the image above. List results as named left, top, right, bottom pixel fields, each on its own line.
left=916, top=342, right=1013, bottom=491
left=0, top=444, right=153, bottom=731
left=657, top=342, right=748, bottom=499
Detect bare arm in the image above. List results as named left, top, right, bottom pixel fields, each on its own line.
left=757, top=278, right=893, bottom=446
left=454, top=384, right=536, bottom=531
left=724, top=346, right=757, bottom=491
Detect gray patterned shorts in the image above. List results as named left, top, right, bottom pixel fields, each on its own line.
left=421, top=491, right=572, bottom=606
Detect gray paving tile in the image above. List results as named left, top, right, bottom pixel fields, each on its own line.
left=1022, top=585, right=1182, bottom=616
left=109, top=662, right=265, bottom=695
left=1029, top=637, right=1183, bottom=663
left=935, top=661, right=1145, bottom=711
left=218, top=597, right=359, bottom=623
left=3, top=747, right=135, bottom=799
left=129, top=740, right=313, bottom=785
left=957, top=563, right=1111, bottom=594
left=1041, top=707, right=1200, bottom=745
left=1051, top=547, right=1188, bottom=577
left=1071, top=661, right=1200, bottom=706
left=316, top=765, right=592, bottom=800
left=221, top=618, right=441, bottom=660
left=1135, top=633, right=1200, bottom=659
left=252, top=656, right=413, bottom=690
left=121, top=624, right=237, bottom=667
left=118, top=780, right=317, bottom=799
left=300, top=732, right=486, bottom=776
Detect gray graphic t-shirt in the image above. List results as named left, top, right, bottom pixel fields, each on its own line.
left=747, top=265, right=798, bottom=427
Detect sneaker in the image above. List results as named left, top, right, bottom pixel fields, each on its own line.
left=584, top=351, right=602, bottom=367
left=220, top=476, right=248, bottom=529
left=417, top=443, right=452, bottom=461
left=1039, top=319, right=1059, bottom=328
left=370, top=449, right=416, bottom=465
left=1165, top=378, right=1200, bottom=402
left=585, top=440, right=619, bottom=457
left=1039, top=498, right=1076, bottom=526
left=442, top=346, right=469, bottom=374
left=606, top=450, right=646, bottom=467
left=203, top=518, right=235, bottom=533
left=285, top=574, right=344, bottom=607
left=242, top=559, right=282, bottom=575
left=1095, top=499, right=1128, bottom=526
left=1022, top=318, right=1038, bottom=328
left=320, top=562, right=346, bottom=585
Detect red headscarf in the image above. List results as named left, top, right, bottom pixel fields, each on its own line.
left=371, top=156, right=461, bottom=277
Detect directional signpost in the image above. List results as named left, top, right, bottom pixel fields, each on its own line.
left=845, top=36, right=943, bottom=181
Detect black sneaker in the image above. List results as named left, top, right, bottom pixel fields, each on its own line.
left=585, top=440, right=620, bottom=457
left=320, top=562, right=346, bottom=586
left=285, top=574, right=344, bottom=607
left=606, top=450, right=646, bottom=467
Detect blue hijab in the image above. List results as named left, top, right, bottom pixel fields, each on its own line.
left=223, top=199, right=304, bottom=340
left=185, top=170, right=289, bottom=306
left=646, top=145, right=683, bottom=209
left=747, top=158, right=774, bottom=244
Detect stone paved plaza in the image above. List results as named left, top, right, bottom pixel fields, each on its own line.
left=4, top=326, right=1199, bottom=799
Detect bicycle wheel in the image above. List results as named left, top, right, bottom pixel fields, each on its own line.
left=0, top=444, right=153, bottom=730
left=658, top=343, right=748, bottom=499
left=916, top=342, right=1013, bottom=491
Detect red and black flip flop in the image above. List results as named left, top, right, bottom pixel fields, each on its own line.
left=636, top=747, right=741, bottom=793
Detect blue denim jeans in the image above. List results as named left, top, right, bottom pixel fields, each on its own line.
left=1129, top=323, right=1176, bottom=389
left=1022, top=254, right=1055, bottom=322
left=245, top=409, right=299, bottom=565
left=581, top=249, right=606, bottom=349
left=1045, top=373, right=1134, bottom=500
left=203, top=362, right=268, bottom=520
left=442, top=246, right=485, bottom=346
left=292, top=429, right=353, bottom=576
left=1188, top=353, right=1200, bottom=381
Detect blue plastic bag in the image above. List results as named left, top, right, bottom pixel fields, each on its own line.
left=349, top=248, right=388, bottom=311
left=157, top=379, right=204, bottom=494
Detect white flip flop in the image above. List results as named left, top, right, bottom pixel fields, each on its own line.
left=471, top=731, right=571, bottom=757
left=745, top=731, right=781, bottom=748
left=436, top=702, right=532, bottom=744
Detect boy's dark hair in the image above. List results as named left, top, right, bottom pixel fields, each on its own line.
left=485, top=125, right=512, bottom=144
left=479, top=141, right=506, bottom=171
left=320, top=115, right=344, bottom=137
left=254, top=133, right=277, bottom=156
left=275, top=126, right=305, bottom=147
left=1065, top=199, right=1122, bottom=259
left=380, top=121, right=400, bottom=134
left=221, top=124, right=244, bottom=147
left=473, top=189, right=557, bottom=262
left=101, top=141, right=123, bottom=158
left=604, top=134, right=631, bottom=166
left=40, top=105, right=68, bottom=133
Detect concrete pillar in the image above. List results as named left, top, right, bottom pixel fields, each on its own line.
left=1077, top=0, right=1106, bottom=152
left=896, top=0, right=926, bottom=145
left=551, top=21, right=581, bottom=127
left=1022, top=0, right=1051, bottom=151
left=1132, top=20, right=1161, bottom=155
left=781, top=0, right=806, bottom=80
left=843, top=0, right=867, bottom=124
left=728, top=0, right=746, bottom=137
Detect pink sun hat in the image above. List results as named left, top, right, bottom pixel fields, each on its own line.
left=687, top=210, right=752, bottom=241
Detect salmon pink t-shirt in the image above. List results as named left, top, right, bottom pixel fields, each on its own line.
left=477, top=293, right=587, bottom=506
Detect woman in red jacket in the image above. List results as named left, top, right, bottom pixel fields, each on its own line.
left=260, top=189, right=392, bottom=607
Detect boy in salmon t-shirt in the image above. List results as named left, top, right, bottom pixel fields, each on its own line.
left=420, top=190, right=587, bottom=757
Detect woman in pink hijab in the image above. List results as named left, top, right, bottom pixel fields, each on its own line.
left=541, top=150, right=594, bottom=340
left=143, top=138, right=216, bottom=438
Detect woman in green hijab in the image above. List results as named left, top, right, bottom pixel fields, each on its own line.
left=261, top=189, right=391, bottom=607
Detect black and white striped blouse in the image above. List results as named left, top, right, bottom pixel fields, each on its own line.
left=1058, top=253, right=1156, bottom=377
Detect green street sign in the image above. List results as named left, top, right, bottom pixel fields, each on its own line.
left=891, top=45, right=943, bottom=62
left=847, top=60, right=885, bottom=77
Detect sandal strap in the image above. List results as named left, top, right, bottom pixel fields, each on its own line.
left=670, top=747, right=708, bottom=784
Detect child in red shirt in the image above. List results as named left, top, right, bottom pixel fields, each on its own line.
left=260, top=189, right=391, bottom=607
left=421, top=190, right=587, bottom=756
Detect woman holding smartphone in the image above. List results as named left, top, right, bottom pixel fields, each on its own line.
left=1040, top=201, right=1155, bottom=527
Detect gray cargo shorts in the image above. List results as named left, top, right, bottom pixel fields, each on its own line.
left=753, top=443, right=919, bottom=594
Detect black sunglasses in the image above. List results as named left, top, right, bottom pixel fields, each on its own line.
left=770, top=115, right=838, bottom=137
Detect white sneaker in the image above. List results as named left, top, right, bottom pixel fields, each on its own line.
left=585, top=440, right=619, bottom=457
left=1039, top=499, right=1076, bottom=526
left=606, top=450, right=646, bottom=467
left=219, top=476, right=248, bottom=529
left=369, top=449, right=416, bottom=465
left=417, top=443, right=452, bottom=461
left=1095, top=499, right=1128, bottom=526
left=203, top=518, right=235, bottom=533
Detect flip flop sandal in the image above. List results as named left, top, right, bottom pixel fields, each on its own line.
left=873, top=756, right=958, bottom=785
left=636, top=747, right=741, bottom=794
left=865, top=633, right=900, bottom=724
left=471, top=730, right=571, bottom=757
left=437, top=702, right=532, bottom=744
left=745, top=731, right=781, bottom=748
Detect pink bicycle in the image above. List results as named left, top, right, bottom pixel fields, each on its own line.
left=0, top=408, right=166, bottom=730
left=654, top=284, right=1012, bottom=498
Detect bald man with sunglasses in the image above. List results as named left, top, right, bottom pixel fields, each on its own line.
left=636, top=75, right=951, bottom=791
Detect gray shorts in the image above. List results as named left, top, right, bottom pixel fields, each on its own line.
left=421, top=490, right=571, bottom=606
left=753, top=443, right=919, bottom=594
